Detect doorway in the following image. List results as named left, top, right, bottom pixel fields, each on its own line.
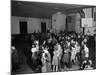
left=19, top=21, right=27, bottom=35
left=66, top=18, right=68, bottom=32
left=41, top=22, right=46, bottom=34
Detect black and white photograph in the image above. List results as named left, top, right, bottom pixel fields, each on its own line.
left=11, top=0, right=96, bottom=74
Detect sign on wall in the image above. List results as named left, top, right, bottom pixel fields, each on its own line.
left=81, top=18, right=93, bottom=27
left=85, top=27, right=96, bottom=35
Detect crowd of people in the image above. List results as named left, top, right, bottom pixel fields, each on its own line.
left=11, top=30, right=96, bottom=73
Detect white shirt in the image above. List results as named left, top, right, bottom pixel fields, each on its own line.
left=31, top=47, right=37, bottom=53
left=84, top=47, right=89, bottom=57
left=57, top=44, right=62, bottom=57
left=44, top=49, right=49, bottom=54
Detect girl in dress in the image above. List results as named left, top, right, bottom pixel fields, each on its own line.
left=52, top=44, right=59, bottom=72
left=41, top=46, right=51, bottom=72
left=62, top=48, right=70, bottom=69
left=56, top=43, right=63, bottom=71
left=75, top=42, right=81, bottom=64
left=41, top=50, right=47, bottom=73
left=71, top=44, right=77, bottom=65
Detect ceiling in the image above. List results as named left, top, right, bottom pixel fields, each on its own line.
left=11, top=0, right=95, bottom=18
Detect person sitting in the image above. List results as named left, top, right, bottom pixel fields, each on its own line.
left=81, top=59, right=93, bottom=70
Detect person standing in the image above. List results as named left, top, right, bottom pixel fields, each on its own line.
left=41, top=46, right=52, bottom=72
left=80, top=44, right=89, bottom=69
left=41, top=51, right=47, bottom=73
left=56, top=43, right=62, bottom=71
left=52, top=44, right=59, bottom=72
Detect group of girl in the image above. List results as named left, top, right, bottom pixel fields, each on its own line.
left=30, top=32, right=94, bottom=73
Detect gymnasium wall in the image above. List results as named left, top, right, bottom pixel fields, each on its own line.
left=11, top=16, right=51, bottom=34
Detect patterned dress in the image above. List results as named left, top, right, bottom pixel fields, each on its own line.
left=52, top=50, right=59, bottom=66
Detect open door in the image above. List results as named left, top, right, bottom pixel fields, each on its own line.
left=19, top=21, right=27, bottom=35
left=41, top=22, right=46, bottom=34
left=66, top=18, right=68, bottom=32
